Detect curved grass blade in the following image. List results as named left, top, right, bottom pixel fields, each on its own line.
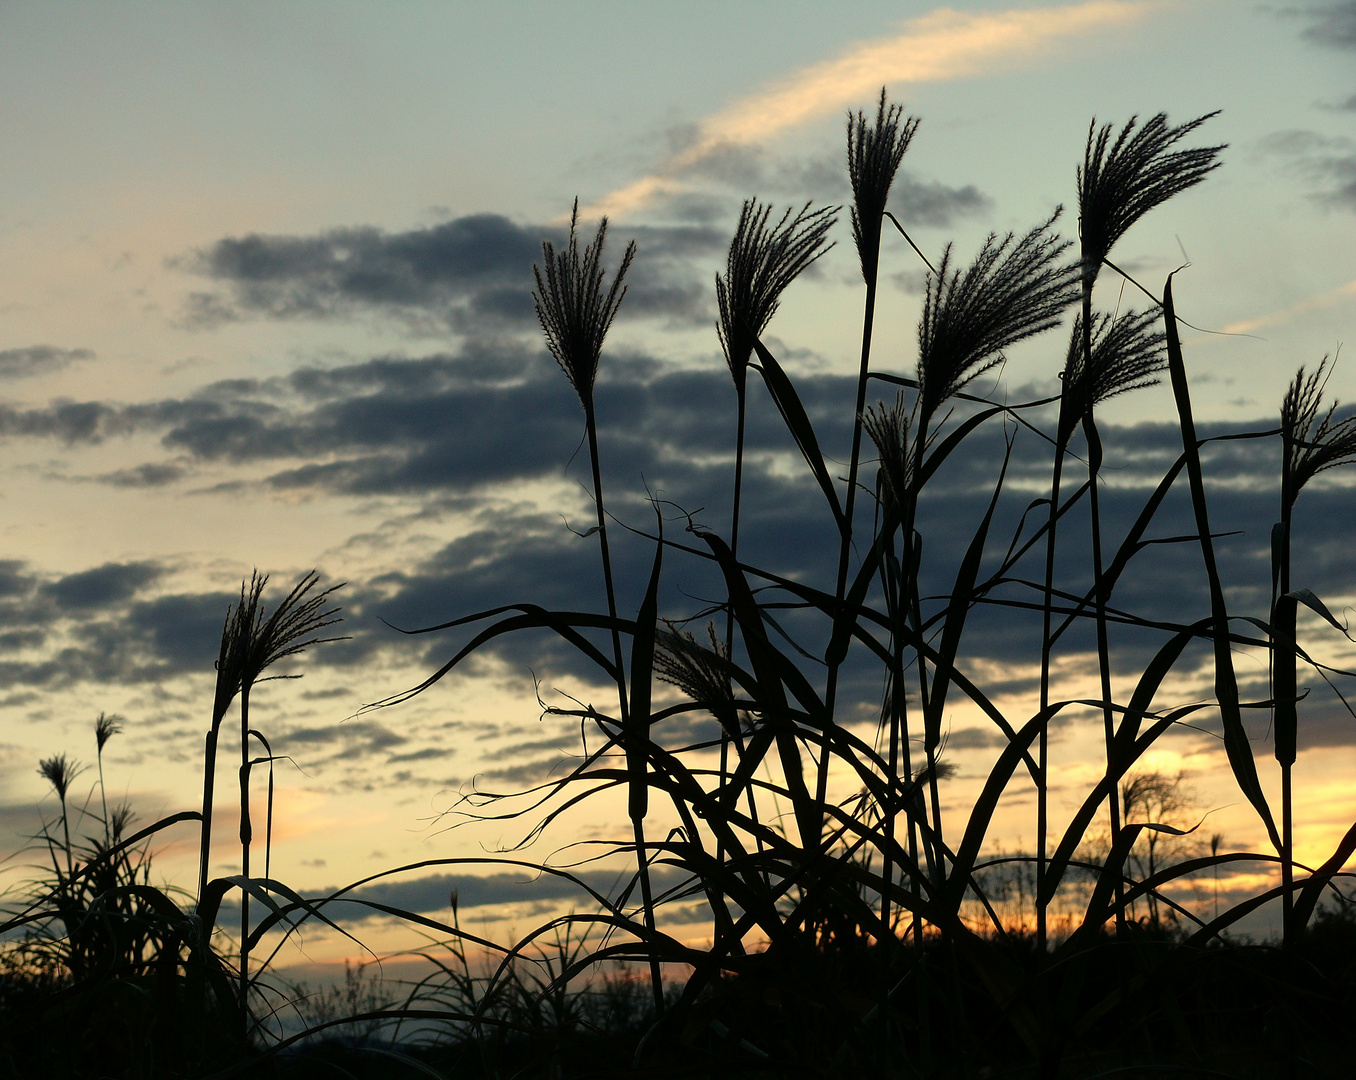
left=924, top=426, right=1013, bottom=760
left=751, top=337, right=845, bottom=530
left=370, top=606, right=624, bottom=710
left=627, top=511, right=664, bottom=821
left=1292, top=818, right=1356, bottom=931
left=946, top=706, right=1058, bottom=913
left=1163, top=273, right=1280, bottom=852
left=697, top=529, right=818, bottom=849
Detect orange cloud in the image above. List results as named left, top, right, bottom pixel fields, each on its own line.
left=581, top=0, right=1162, bottom=221
left=1222, top=278, right=1356, bottom=336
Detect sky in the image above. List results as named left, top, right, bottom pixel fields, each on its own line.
left=2, top=0, right=1355, bottom=972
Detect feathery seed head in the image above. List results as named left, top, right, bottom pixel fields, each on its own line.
left=655, top=621, right=739, bottom=735
left=213, top=574, right=261, bottom=729
left=848, top=89, right=919, bottom=282
left=716, top=200, right=836, bottom=388
left=1282, top=359, right=1356, bottom=506
left=1058, top=308, right=1166, bottom=443
left=1078, top=112, right=1224, bottom=285
left=862, top=391, right=913, bottom=513
left=213, top=571, right=345, bottom=728
left=917, top=211, right=1078, bottom=427
left=38, top=754, right=80, bottom=802
left=533, top=199, right=636, bottom=411
left=94, top=711, right=124, bottom=752
left=109, top=803, right=133, bottom=841
left=239, top=571, right=346, bottom=690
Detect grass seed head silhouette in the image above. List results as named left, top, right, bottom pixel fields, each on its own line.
left=655, top=621, right=740, bottom=737
left=1282, top=358, right=1356, bottom=505
left=1078, top=111, right=1225, bottom=285
left=37, top=754, right=79, bottom=802
left=212, top=576, right=258, bottom=730
left=212, top=571, right=344, bottom=724
left=716, top=200, right=836, bottom=391
left=848, top=88, right=919, bottom=281
left=533, top=199, right=637, bottom=410
left=917, top=210, right=1079, bottom=427
left=862, top=390, right=912, bottom=515
left=1058, top=308, right=1166, bottom=442
left=237, top=571, right=346, bottom=692
left=94, top=711, right=123, bottom=753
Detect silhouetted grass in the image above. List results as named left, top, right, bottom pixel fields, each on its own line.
left=5, top=94, right=1356, bottom=1079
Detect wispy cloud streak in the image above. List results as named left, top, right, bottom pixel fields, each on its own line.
left=1222, top=277, right=1356, bottom=335
left=582, top=0, right=1161, bottom=220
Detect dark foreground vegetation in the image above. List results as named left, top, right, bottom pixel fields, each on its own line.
left=5, top=95, right=1356, bottom=1078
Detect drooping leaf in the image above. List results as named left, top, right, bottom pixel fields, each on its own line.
left=751, top=337, right=845, bottom=530
left=1163, top=273, right=1280, bottom=853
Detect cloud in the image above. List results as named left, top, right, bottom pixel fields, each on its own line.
left=1220, top=276, right=1356, bottom=335
left=186, top=215, right=541, bottom=327
left=1260, top=129, right=1356, bottom=212
left=278, top=720, right=407, bottom=763
left=96, top=463, right=187, bottom=488
left=38, top=562, right=163, bottom=612
left=2, top=343, right=1354, bottom=769
left=180, top=215, right=723, bottom=330
left=1303, top=1, right=1356, bottom=48
left=310, top=864, right=693, bottom=923
left=894, top=174, right=991, bottom=227
left=659, top=138, right=991, bottom=230
left=945, top=727, right=1010, bottom=751
left=0, top=346, right=93, bottom=381
left=581, top=0, right=1158, bottom=220
left=0, top=400, right=129, bottom=444
left=0, top=562, right=285, bottom=690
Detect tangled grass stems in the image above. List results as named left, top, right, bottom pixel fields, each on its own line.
left=714, top=198, right=834, bottom=944
left=822, top=92, right=919, bottom=903
left=13, top=95, right=1356, bottom=1080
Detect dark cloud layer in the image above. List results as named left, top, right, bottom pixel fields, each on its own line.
left=893, top=173, right=991, bottom=227
left=304, top=864, right=693, bottom=925
left=1304, top=1, right=1356, bottom=48
left=177, top=180, right=987, bottom=338
left=186, top=216, right=542, bottom=327
left=1261, top=129, right=1356, bottom=211
left=1, top=342, right=1354, bottom=770
left=182, top=214, right=725, bottom=331
left=0, top=346, right=93, bottom=381
left=0, top=562, right=239, bottom=689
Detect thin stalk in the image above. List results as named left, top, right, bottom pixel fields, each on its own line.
left=719, top=382, right=767, bottom=890
left=58, top=791, right=74, bottom=884
left=906, top=415, right=943, bottom=897
left=1276, top=435, right=1296, bottom=945
left=96, top=750, right=110, bottom=838
left=1079, top=278, right=1127, bottom=938
left=878, top=491, right=924, bottom=946
left=718, top=381, right=746, bottom=872
left=877, top=519, right=903, bottom=940
left=583, top=398, right=661, bottom=1008
left=1083, top=413, right=1126, bottom=937
left=583, top=400, right=628, bottom=726
left=197, top=729, right=218, bottom=910
left=1036, top=434, right=1068, bottom=953
left=238, top=686, right=252, bottom=1032
left=819, top=271, right=881, bottom=843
